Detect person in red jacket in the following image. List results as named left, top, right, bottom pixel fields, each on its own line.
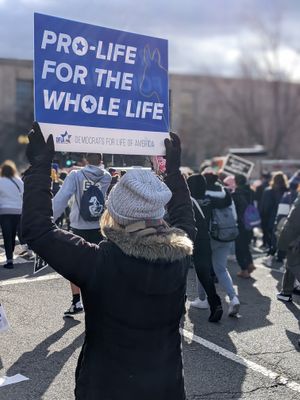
left=21, top=123, right=196, bottom=400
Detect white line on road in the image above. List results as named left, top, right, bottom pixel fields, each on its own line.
left=0, top=273, right=61, bottom=286
left=181, top=328, right=300, bottom=394
left=255, top=263, right=285, bottom=274
left=0, top=374, right=29, bottom=387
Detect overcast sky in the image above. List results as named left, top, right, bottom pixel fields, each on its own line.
left=0, top=0, right=299, bottom=77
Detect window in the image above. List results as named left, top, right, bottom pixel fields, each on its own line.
left=16, top=79, right=33, bottom=115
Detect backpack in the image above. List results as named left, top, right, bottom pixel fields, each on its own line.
left=79, top=172, right=105, bottom=221
left=210, top=206, right=239, bottom=242
left=243, top=204, right=261, bottom=230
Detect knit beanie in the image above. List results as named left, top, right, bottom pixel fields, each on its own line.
left=106, top=169, right=172, bottom=226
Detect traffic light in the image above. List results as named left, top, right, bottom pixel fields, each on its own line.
left=65, top=158, right=73, bottom=167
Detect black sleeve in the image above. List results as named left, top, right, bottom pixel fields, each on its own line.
left=260, top=189, right=272, bottom=217
left=21, top=169, right=102, bottom=288
left=210, top=190, right=232, bottom=209
left=164, top=171, right=196, bottom=241
left=278, top=201, right=300, bottom=251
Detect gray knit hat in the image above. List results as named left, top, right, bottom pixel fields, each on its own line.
left=106, top=169, right=172, bottom=226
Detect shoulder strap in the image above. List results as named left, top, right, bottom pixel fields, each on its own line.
left=9, top=178, right=21, bottom=193
left=191, top=197, right=205, bottom=219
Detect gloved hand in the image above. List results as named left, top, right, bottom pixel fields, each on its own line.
left=164, top=132, right=181, bottom=174
left=26, top=122, right=54, bottom=173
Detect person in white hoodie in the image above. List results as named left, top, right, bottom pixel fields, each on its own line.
left=53, top=153, right=111, bottom=316
left=0, top=160, right=24, bottom=269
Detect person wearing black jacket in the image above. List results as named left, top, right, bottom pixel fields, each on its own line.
left=260, top=172, right=289, bottom=266
left=187, top=174, right=223, bottom=322
left=21, top=123, right=196, bottom=400
left=232, top=174, right=256, bottom=279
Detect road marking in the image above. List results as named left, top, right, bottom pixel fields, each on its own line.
left=0, top=374, right=29, bottom=387
left=181, top=329, right=300, bottom=394
left=255, top=262, right=285, bottom=274
left=0, top=273, right=61, bottom=286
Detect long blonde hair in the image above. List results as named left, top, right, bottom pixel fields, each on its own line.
left=100, top=210, right=122, bottom=237
left=270, top=171, right=289, bottom=191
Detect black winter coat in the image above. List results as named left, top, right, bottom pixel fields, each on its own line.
left=21, top=168, right=195, bottom=400
left=232, top=185, right=255, bottom=229
left=260, top=187, right=287, bottom=231
left=278, top=195, right=300, bottom=268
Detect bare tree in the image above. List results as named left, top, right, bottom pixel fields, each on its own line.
left=209, top=5, right=300, bottom=158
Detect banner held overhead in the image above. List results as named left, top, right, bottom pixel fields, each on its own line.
left=34, top=13, right=169, bottom=155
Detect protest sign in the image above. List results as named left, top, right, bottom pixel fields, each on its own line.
left=33, top=254, right=49, bottom=274
left=34, top=13, right=169, bottom=155
left=223, top=154, right=254, bottom=178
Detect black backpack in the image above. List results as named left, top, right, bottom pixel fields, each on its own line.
left=79, top=172, right=105, bottom=221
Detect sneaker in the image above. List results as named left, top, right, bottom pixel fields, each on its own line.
left=26, top=250, right=35, bottom=260
left=3, top=262, right=14, bottom=269
left=190, top=298, right=209, bottom=309
left=277, top=292, right=293, bottom=302
left=228, top=296, right=240, bottom=317
left=262, top=255, right=273, bottom=267
left=64, top=302, right=84, bottom=317
left=208, top=305, right=223, bottom=323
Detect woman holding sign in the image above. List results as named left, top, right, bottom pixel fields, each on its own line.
left=21, top=123, right=195, bottom=400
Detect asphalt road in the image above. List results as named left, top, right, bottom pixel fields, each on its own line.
left=0, top=241, right=300, bottom=400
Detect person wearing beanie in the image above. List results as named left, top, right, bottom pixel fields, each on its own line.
left=21, top=123, right=196, bottom=400
left=187, top=174, right=223, bottom=322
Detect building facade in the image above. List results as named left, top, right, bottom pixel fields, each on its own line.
left=0, top=58, right=299, bottom=169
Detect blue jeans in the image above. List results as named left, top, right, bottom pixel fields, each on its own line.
left=211, top=239, right=236, bottom=300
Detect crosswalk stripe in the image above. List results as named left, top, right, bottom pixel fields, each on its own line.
left=181, top=329, right=300, bottom=394
left=0, top=273, right=61, bottom=286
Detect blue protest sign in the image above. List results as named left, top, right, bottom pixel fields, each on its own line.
left=34, top=13, right=169, bottom=155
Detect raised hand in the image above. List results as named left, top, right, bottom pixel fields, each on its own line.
left=26, top=122, right=54, bottom=168
left=164, top=132, right=181, bottom=174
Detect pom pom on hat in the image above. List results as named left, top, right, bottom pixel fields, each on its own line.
left=107, top=169, right=172, bottom=226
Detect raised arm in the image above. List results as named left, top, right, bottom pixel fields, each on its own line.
left=210, top=189, right=232, bottom=209
left=164, top=133, right=196, bottom=241
left=21, top=123, right=101, bottom=288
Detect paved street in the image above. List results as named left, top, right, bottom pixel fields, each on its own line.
left=1, top=238, right=300, bottom=399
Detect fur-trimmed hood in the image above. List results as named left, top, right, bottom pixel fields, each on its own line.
left=103, top=225, right=193, bottom=263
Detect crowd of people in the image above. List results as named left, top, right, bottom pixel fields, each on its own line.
left=1, top=123, right=300, bottom=399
